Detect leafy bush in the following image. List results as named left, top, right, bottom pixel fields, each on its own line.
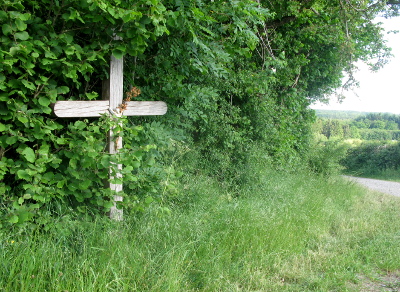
left=306, top=138, right=349, bottom=176
left=343, top=141, right=400, bottom=175
left=0, top=0, right=171, bottom=227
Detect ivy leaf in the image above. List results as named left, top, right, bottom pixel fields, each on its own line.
left=103, top=200, right=114, bottom=209
left=101, top=156, right=111, bottom=167
left=19, top=13, right=31, bottom=21
left=38, top=96, right=50, bottom=106
left=45, top=50, right=57, bottom=59
left=146, top=157, right=155, bottom=166
left=42, top=58, right=53, bottom=65
left=57, top=180, right=66, bottom=188
left=21, top=79, right=36, bottom=90
left=64, top=46, right=75, bottom=55
left=144, top=196, right=154, bottom=204
left=132, top=161, right=141, bottom=168
left=18, top=211, right=32, bottom=223
left=2, top=24, right=12, bottom=35
left=79, top=180, right=91, bottom=190
left=74, top=121, right=86, bottom=130
left=22, top=147, right=35, bottom=162
left=15, top=31, right=29, bottom=40
left=33, top=194, right=45, bottom=202
left=48, top=89, right=58, bottom=100
left=17, top=115, right=29, bottom=124
left=0, top=11, right=7, bottom=21
left=8, top=215, right=19, bottom=224
left=85, top=92, right=98, bottom=100
left=112, top=48, right=125, bottom=59
left=57, top=86, right=70, bottom=94
left=6, top=136, right=18, bottom=145
left=15, top=19, right=27, bottom=31
left=17, top=169, right=31, bottom=180
left=56, top=137, right=68, bottom=144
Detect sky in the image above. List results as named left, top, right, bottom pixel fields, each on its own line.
left=311, top=16, right=400, bottom=114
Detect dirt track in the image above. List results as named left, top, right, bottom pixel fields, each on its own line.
left=344, top=176, right=400, bottom=197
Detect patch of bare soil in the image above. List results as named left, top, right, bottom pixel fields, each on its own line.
left=349, top=271, right=400, bottom=291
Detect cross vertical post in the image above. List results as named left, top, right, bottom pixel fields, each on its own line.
left=102, top=55, right=124, bottom=220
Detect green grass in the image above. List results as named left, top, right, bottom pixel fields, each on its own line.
left=344, top=168, right=400, bottom=182
left=1, top=154, right=400, bottom=291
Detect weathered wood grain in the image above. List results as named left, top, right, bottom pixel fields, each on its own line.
left=53, top=100, right=109, bottom=117
left=104, top=55, right=124, bottom=221
left=123, top=101, right=168, bottom=116
left=53, top=101, right=167, bottom=117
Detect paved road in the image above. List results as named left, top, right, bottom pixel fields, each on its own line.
left=344, top=176, right=400, bottom=197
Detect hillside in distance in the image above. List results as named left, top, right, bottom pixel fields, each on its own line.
left=314, top=109, right=381, bottom=120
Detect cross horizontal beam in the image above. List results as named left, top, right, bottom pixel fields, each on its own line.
left=53, top=100, right=167, bottom=117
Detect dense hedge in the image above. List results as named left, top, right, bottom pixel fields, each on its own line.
left=343, top=141, right=400, bottom=175
left=0, top=0, right=172, bottom=228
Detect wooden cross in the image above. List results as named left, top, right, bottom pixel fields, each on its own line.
left=52, top=55, right=167, bottom=220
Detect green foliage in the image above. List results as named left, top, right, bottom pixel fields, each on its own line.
left=353, top=113, right=400, bottom=130
left=358, top=129, right=400, bottom=140
left=305, top=137, right=349, bottom=176
left=343, top=141, right=400, bottom=175
left=312, top=112, right=400, bottom=176
left=129, top=0, right=321, bottom=174
left=313, top=113, right=400, bottom=141
left=0, top=0, right=172, bottom=227
left=312, top=118, right=359, bottom=140
left=0, top=110, right=166, bottom=228
left=1, top=0, right=398, bottom=228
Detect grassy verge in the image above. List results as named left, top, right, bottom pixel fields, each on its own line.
left=1, top=154, right=400, bottom=291
left=344, top=169, right=400, bottom=182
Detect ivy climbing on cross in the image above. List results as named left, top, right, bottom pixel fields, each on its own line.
left=52, top=55, right=167, bottom=220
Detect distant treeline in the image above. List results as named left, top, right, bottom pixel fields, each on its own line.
left=314, top=109, right=367, bottom=120
left=314, top=111, right=400, bottom=177
left=314, top=112, right=400, bottom=140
